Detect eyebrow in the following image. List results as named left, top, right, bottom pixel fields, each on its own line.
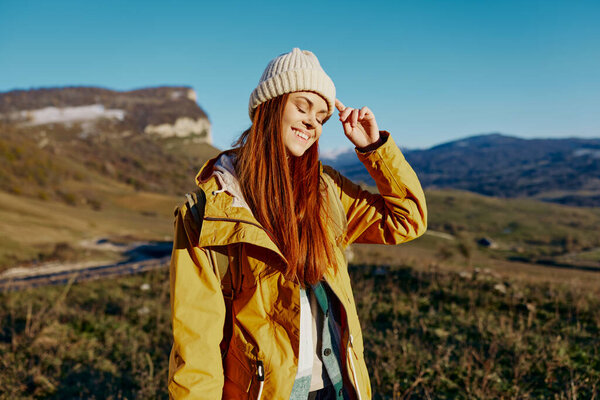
left=297, top=95, right=328, bottom=116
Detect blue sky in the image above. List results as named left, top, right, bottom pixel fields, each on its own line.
left=1, top=0, right=599, bottom=152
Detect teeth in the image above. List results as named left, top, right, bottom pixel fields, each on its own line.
left=293, top=129, right=309, bottom=140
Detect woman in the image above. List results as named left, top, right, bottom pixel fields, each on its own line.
left=168, top=48, right=427, bottom=400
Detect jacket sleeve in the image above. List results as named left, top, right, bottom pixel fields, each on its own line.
left=325, top=131, right=427, bottom=245
left=168, top=205, right=225, bottom=399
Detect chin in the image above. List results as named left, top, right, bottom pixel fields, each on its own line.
left=286, top=144, right=314, bottom=158
left=287, top=150, right=306, bottom=158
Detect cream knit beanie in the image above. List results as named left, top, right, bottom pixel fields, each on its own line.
left=248, top=48, right=336, bottom=119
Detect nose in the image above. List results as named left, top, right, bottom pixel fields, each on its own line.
left=302, top=114, right=317, bottom=129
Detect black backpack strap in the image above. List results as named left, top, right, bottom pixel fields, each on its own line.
left=185, top=189, right=206, bottom=232
left=184, top=189, right=230, bottom=282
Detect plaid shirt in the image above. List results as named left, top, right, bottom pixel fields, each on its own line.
left=289, top=282, right=346, bottom=400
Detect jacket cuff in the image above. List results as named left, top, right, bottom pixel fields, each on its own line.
left=355, top=131, right=390, bottom=154
left=355, top=131, right=404, bottom=162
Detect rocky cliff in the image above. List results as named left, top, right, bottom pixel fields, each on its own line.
left=0, top=86, right=212, bottom=144
left=0, top=86, right=219, bottom=201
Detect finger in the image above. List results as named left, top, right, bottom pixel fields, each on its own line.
left=339, top=107, right=353, bottom=121
left=343, top=120, right=353, bottom=136
left=335, top=99, right=346, bottom=112
left=351, top=109, right=359, bottom=127
left=359, top=106, right=370, bottom=120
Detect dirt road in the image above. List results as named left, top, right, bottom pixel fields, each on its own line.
left=0, top=240, right=172, bottom=292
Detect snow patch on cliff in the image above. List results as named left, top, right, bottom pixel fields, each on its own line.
left=17, top=104, right=125, bottom=125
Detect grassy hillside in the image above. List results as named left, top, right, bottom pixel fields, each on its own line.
left=1, top=258, right=598, bottom=398
left=425, top=189, right=600, bottom=266
left=0, top=269, right=172, bottom=399
left=0, top=183, right=178, bottom=270
left=354, top=263, right=600, bottom=398
left=0, top=117, right=219, bottom=270
left=0, top=121, right=219, bottom=197
left=2, top=184, right=600, bottom=273
left=349, top=188, right=600, bottom=275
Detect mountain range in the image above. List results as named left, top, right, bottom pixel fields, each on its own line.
left=1, top=86, right=599, bottom=208
left=323, top=133, right=600, bottom=207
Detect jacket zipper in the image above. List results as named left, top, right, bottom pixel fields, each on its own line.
left=347, top=334, right=362, bottom=400
left=256, top=360, right=265, bottom=400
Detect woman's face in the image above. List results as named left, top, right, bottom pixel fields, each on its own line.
left=281, top=92, right=328, bottom=157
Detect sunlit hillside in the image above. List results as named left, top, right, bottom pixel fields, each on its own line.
left=0, top=87, right=220, bottom=270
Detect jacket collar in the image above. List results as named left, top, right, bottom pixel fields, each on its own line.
left=194, top=152, right=286, bottom=263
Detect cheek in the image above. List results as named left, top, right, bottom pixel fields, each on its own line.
left=315, top=128, right=323, bottom=140
left=283, top=106, right=301, bottom=123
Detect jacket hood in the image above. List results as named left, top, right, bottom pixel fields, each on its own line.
left=208, top=152, right=251, bottom=211
left=192, top=151, right=287, bottom=263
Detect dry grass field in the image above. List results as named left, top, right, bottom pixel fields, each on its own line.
left=1, top=256, right=598, bottom=399
left=0, top=186, right=177, bottom=271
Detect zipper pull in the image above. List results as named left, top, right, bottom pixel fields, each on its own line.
left=257, top=360, right=265, bottom=382
left=256, top=360, right=265, bottom=400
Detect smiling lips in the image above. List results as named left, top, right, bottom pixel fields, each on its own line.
left=292, top=127, right=311, bottom=141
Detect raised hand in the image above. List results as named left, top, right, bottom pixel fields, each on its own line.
left=335, top=99, right=381, bottom=150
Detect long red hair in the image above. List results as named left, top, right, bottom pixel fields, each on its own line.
left=234, top=94, right=336, bottom=286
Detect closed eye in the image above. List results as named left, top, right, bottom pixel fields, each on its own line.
left=297, top=105, right=322, bottom=125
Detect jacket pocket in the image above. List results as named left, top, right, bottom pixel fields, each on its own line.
left=223, top=347, right=254, bottom=396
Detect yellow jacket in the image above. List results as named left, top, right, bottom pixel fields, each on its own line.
left=168, top=133, right=427, bottom=399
